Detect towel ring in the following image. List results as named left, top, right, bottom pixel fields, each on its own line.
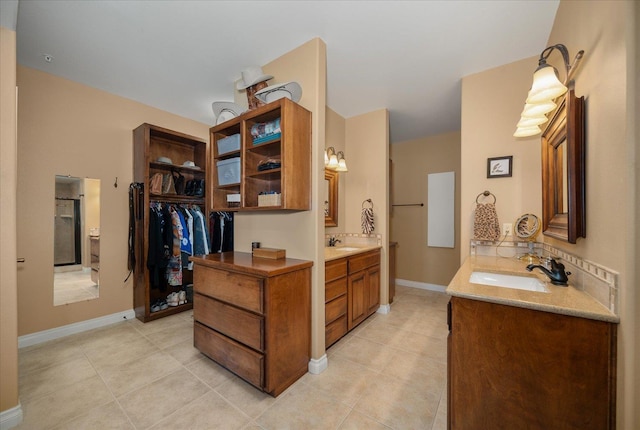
left=475, top=190, right=496, bottom=204
left=362, top=198, right=373, bottom=209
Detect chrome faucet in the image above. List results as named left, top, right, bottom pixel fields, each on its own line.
left=526, top=258, right=571, bottom=286
left=328, top=236, right=341, bottom=247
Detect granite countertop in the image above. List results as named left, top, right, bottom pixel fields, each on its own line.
left=324, top=244, right=381, bottom=261
left=447, top=255, right=619, bottom=323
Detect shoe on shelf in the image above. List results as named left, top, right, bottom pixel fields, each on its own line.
left=178, top=290, right=187, bottom=305
left=159, top=300, right=169, bottom=310
left=167, top=292, right=179, bottom=307
left=151, top=300, right=161, bottom=313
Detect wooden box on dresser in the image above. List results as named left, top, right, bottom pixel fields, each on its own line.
left=209, top=98, right=311, bottom=212
left=191, top=252, right=312, bottom=397
left=132, top=123, right=209, bottom=322
left=448, top=296, right=617, bottom=429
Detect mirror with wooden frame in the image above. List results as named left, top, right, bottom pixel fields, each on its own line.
left=541, top=83, right=585, bottom=243
left=325, top=168, right=339, bottom=227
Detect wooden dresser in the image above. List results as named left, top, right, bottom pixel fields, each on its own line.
left=190, top=252, right=312, bottom=397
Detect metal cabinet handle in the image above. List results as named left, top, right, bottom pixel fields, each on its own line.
left=17, top=258, right=25, bottom=263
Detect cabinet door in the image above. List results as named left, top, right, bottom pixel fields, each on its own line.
left=348, top=270, right=367, bottom=330
left=366, top=264, right=380, bottom=316
left=449, top=297, right=616, bottom=430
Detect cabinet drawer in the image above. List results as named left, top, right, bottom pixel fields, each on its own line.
left=326, top=259, right=347, bottom=282
left=194, top=293, right=264, bottom=351
left=194, top=322, right=264, bottom=389
left=194, top=266, right=263, bottom=313
left=325, top=315, right=347, bottom=348
left=325, top=278, right=347, bottom=303
left=348, top=250, right=380, bottom=274
left=325, top=294, right=347, bottom=324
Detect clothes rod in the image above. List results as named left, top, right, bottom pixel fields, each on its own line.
left=392, top=203, right=424, bottom=207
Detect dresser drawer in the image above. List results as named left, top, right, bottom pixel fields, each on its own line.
left=325, top=294, right=347, bottom=324
left=194, top=293, right=264, bottom=351
left=325, top=315, right=347, bottom=348
left=325, top=277, right=347, bottom=303
left=194, top=266, right=263, bottom=313
left=325, top=259, right=347, bottom=283
left=195, top=322, right=264, bottom=389
left=348, top=250, right=380, bottom=274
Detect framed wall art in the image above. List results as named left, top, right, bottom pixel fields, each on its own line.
left=487, top=155, right=513, bottom=178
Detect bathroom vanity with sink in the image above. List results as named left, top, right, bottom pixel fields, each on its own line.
left=324, top=245, right=381, bottom=347
left=446, top=256, right=618, bottom=429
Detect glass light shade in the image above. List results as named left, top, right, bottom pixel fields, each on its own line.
left=521, top=100, right=556, bottom=117
left=327, top=154, right=339, bottom=169
left=324, top=150, right=329, bottom=166
left=526, top=65, right=567, bottom=103
left=336, top=152, right=348, bottom=172
left=513, top=125, right=542, bottom=138
left=517, top=115, right=548, bottom=127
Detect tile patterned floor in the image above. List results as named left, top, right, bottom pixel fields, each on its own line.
left=53, top=270, right=99, bottom=306
left=16, top=286, right=449, bottom=429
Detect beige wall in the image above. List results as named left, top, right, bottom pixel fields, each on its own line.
left=390, top=131, right=461, bottom=286
left=1, top=25, right=19, bottom=413
left=344, top=109, right=390, bottom=304
left=325, top=107, right=346, bottom=235
left=545, top=1, right=637, bottom=427
left=461, top=56, right=542, bottom=261
left=460, top=1, right=638, bottom=428
left=16, top=66, right=210, bottom=335
left=233, top=38, right=328, bottom=358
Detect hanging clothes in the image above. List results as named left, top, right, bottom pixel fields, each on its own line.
left=191, top=206, right=209, bottom=256
left=166, top=206, right=183, bottom=286
left=210, top=211, right=234, bottom=253
left=147, top=204, right=172, bottom=291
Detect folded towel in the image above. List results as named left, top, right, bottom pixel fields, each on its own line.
left=473, top=203, right=500, bottom=241
left=361, top=199, right=374, bottom=234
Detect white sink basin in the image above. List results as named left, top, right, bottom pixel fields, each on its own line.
left=470, top=271, right=547, bottom=293
left=332, top=247, right=360, bottom=252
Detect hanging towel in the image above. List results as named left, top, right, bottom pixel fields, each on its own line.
left=473, top=203, right=500, bottom=241
left=361, top=199, right=375, bottom=234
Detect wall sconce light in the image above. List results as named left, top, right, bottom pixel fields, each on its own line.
left=514, top=44, right=584, bottom=138
left=324, top=147, right=348, bottom=172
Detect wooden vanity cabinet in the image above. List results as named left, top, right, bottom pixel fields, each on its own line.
left=192, top=252, right=312, bottom=397
left=325, top=258, right=348, bottom=348
left=448, top=296, right=617, bottom=429
left=324, top=249, right=381, bottom=347
left=348, top=249, right=381, bottom=330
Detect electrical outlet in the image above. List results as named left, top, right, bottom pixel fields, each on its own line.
left=502, top=223, right=512, bottom=236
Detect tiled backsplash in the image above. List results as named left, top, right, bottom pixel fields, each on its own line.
left=325, top=233, right=382, bottom=247
left=470, top=240, right=618, bottom=316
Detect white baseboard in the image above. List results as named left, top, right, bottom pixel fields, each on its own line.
left=377, top=303, right=391, bottom=314
left=0, top=403, right=23, bottom=430
left=396, top=278, right=447, bottom=293
left=18, top=309, right=136, bottom=349
left=308, top=354, right=328, bottom=374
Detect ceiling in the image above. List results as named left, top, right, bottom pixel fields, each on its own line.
left=12, top=0, right=559, bottom=143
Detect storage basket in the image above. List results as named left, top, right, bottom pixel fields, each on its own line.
left=258, top=193, right=282, bottom=207
left=216, top=158, right=241, bottom=185
left=217, top=133, right=240, bottom=155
